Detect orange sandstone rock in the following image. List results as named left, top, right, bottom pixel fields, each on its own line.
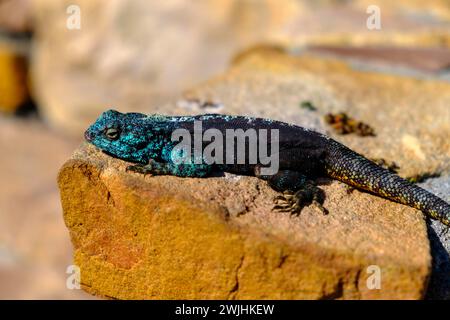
left=58, top=143, right=430, bottom=299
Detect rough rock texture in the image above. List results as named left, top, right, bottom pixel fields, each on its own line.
left=58, top=47, right=450, bottom=300
left=59, top=143, right=430, bottom=300
left=31, top=0, right=450, bottom=135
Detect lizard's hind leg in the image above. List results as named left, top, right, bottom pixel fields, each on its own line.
left=255, top=168, right=328, bottom=215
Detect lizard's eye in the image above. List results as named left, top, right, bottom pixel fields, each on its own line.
left=105, top=128, right=121, bottom=140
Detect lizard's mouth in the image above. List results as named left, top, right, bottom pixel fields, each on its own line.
left=84, top=130, right=93, bottom=142
left=101, top=149, right=115, bottom=157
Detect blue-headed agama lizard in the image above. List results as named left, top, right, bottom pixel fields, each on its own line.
left=85, top=110, right=450, bottom=227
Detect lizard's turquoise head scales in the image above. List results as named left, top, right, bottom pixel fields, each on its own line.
left=85, top=109, right=166, bottom=164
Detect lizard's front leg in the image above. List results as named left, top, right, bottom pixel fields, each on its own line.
left=255, top=168, right=328, bottom=215
left=126, top=159, right=168, bottom=175
left=127, top=159, right=213, bottom=177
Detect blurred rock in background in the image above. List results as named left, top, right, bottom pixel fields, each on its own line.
left=0, top=44, right=28, bottom=113
left=0, top=0, right=31, bottom=33
left=0, top=117, right=91, bottom=299
left=30, top=0, right=450, bottom=135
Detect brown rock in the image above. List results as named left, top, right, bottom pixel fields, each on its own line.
left=58, top=143, right=430, bottom=299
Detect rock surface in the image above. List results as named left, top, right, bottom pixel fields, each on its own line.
left=58, top=47, right=450, bottom=300
left=59, top=143, right=431, bottom=300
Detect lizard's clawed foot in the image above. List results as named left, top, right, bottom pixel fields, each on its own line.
left=126, top=163, right=154, bottom=175
left=273, top=191, right=303, bottom=214
left=273, top=183, right=328, bottom=216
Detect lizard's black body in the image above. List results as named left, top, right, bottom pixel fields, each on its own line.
left=85, top=110, right=450, bottom=226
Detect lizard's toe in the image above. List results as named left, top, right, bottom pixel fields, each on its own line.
left=273, top=191, right=305, bottom=215
left=272, top=183, right=328, bottom=216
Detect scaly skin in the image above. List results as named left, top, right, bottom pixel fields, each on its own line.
left=325, top=140, right=449, bottom=225
left=85, top=110, right=450, bottom=226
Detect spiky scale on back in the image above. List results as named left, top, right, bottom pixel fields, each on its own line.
left=85, top=109, right=450, bottom=227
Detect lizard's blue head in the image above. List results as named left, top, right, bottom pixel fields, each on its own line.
left=85, top=109, right=164, bottom=164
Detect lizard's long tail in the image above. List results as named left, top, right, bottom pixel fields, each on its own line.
left=324, top=140, right=450, bottom=226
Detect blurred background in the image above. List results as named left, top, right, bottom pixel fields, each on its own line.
left=0, top=0, right=449, bottom=299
